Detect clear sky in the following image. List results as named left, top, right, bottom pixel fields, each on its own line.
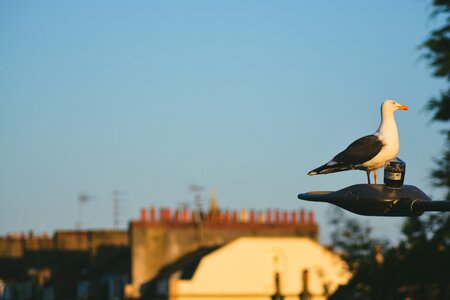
left=0, top=1, right=447, bottom=244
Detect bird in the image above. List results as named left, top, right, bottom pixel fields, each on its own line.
left=307, top=100, right=408, bottom=184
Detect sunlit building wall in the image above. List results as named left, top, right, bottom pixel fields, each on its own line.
left=126, top=205, right=318, bottom=298
left=141, top=237, right=350, bottom=300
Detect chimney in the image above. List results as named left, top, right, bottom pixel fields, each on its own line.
left=266, top=209, right=273, bottom=224
left=258, top=211, right=265, bottom=223
left=232, top=210, right=239, bottom=223
left=217, top=211, right=224, bottom=223
left=291, top=210, right=297, bottom=224
left=224, top=210, right=231, bottom=223
left=150, top=207, right=156, bottom=222
left=167, top=208, right=172, bottom=222
left=140, top=208, right=148, bottom=221
left=249, top=210, right=256, bottom=224
left=300, top=209, right=305, bottom=225
left=241, top=209, right=249, bottom=223
left=159, top=208, right=172, bottom=222
left=308, top=211, right=314, bottom=225
left=182, top=208, right=189, bottom=223
left=275, top=210, right=281, bottom=224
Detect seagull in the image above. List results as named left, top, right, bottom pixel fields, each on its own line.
left=307, top=100, right=408, bottom=184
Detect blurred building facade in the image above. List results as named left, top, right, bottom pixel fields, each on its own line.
left=0, top=230, right=129, bottom=300
left=0, top=198, right=329, bottom=300
left=140, top=237, right=350, bottom=300
left=126, top=204, right=318, bottom=298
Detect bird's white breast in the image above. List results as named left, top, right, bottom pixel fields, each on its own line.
left=362, top=132, right=399, bottom=170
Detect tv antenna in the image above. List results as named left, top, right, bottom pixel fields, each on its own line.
left=76, top=193, right=92, bottom=229
left=189, top=184, right=204, bottom=213
left=113, top=190, right=125, bottom=228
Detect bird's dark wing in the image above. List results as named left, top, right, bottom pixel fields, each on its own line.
left=334, top=135, right=383, bottom=164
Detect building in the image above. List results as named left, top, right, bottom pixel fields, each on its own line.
left=125, top=204, right=318, bottom=298
left=1, top=199, right=335, bottom=300
left=140, top=237, right=351, bottom=300
left=0, top=230, right=129, bottom=300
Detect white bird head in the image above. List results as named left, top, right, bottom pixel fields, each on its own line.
left=381, top=99, right=409, bottom=114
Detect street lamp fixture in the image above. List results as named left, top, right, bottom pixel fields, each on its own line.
left=298, top=160, right=450, bottom=216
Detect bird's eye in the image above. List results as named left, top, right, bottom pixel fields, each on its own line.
left=391, top=101, right=395, bottom=104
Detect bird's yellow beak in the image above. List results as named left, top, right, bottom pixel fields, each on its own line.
left=397, top=104, right=409, bottom=111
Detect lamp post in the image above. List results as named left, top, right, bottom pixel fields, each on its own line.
left=300, top=160, right=450, bottom=216
left=298, top=183, right=450, bottom=216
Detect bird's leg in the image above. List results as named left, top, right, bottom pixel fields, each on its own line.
left=366, top=170, right=371, bottom=184
left=373, top=169, right=378, bottom=184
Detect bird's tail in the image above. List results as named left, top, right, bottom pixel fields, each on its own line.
left=307, top=161, right=355, bottom=176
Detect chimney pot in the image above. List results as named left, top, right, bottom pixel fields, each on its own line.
left=140, top=208, right=148, bottom=221
left=182, top=208, right=189, bottom=223
left=300, top=209, right=305, bottom=225
left=275, top=210, right=281, bottom=224
left=291, top=210, right=297, bottom=224
left=150, top=207, right=156, bottom=222
left=266, top=209, right=273, bottom=224
left=308, top=211, right=315, bottom=224
left=232, top=210, right=239, bottom=223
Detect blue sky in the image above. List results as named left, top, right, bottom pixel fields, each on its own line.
left=0, top=1, right=447, bottom=244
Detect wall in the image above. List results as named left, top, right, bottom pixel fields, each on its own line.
left=174, top=237, right=350, bottom=300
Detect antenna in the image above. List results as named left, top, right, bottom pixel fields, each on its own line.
left=189, top=184, right=204, bottom=215
left=76, top=193, right=92, bottom=229
left=189, top=184, right=205, bottom=242
left=113, top=190, right=125, bottom=229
